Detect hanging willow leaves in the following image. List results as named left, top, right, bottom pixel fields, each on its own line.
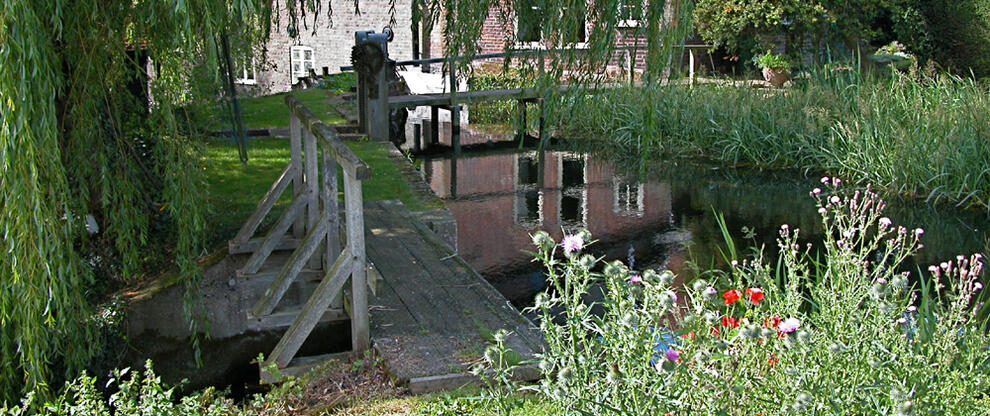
left=1, top=0, right=688, bottom=404
left=0, top=0, right=287, bottom=402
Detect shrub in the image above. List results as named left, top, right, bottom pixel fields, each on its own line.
left=520, top=180, right=990, bottom=414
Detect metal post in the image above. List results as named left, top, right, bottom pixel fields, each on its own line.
left=413, top=122, right=422, bottom=153
left=451, top=105, right=461, bottom=156
left=430, top=105, right=439, bottom=145
left=357, top=72, right=368, bottom=132
left=516, top=100, right=527, bottom=142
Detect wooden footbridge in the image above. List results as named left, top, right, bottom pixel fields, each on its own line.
left=229, top=95, right=544, bottom=391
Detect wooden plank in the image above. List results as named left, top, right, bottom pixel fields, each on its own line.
left=230, top=164, right=298, bottom=246
left=370, top=266, right=460, bottom=384
left=408, top=373, right=476, bottom=394
left=229, top=236, right=301, bottom=255
left=240, top=195, right=308, bottom=275
left=373, top=201, right=545, bottom=354
left=236, top=268, right=323, bottom=285
left=304, top=128, right=320, bottom=269
left=344, top=170, right=370, bottom=352
left=247, top=307, right=347, bottom=331
left=290, top=112, right=305, bottom=239
left=268, top=253, right=354, bottom=368
left=321, top=146, right=343, bottom=310
left=251, top=213, right=332, bottom=317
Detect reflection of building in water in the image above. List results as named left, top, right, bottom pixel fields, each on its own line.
left=423, top=151, right=675, bottom=279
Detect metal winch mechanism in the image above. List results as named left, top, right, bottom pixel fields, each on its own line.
left=353, top=28, right=408, bottom=145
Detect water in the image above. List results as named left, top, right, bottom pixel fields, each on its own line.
left=420, top=147, right=990, bottom=310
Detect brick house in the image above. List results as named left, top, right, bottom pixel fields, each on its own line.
left=239, top=0, right=700, bottom=94
left=237, top=1, right=416, bottom=94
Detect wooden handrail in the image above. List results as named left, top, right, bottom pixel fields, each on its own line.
left=284, top=95, right=371, bottom=180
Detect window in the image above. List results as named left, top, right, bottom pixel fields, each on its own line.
left=618, top=0, right=643, bottom=26
left=515, top=0, right=586, bottom=44
left=290, top=46, right=314, bottom=82
left=235, top=57, right=256, bottom=85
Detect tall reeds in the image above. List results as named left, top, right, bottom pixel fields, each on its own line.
left=560, top=71, right=990, bottom=211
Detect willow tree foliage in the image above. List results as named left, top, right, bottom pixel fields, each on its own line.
left=431, top=0, right=693, bottom=132
left=0, top=0, right=285, bottom=402
left=1, top=0, right=691, bottom=403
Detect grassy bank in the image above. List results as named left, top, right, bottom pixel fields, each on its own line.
left=204, top=138, right=440, bottom=249
left=209, top=88, right=345, bottom=130
left=560, top=71, right=990, bottom=210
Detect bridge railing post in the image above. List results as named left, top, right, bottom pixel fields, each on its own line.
left=343, top=168, right=369, bottom=351
left=304, top=127, right=320, bottom=268
left=290, top=112, right=305, bottom=238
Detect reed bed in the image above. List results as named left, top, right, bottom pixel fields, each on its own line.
left=559, top=71, right=990, bottom=211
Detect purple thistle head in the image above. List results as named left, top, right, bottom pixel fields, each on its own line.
left=629, top=273, right=642, bottom=284
left=778, top=317, right=801, bottom=333
left=561, top=234, right=584, bottom=256
left=665, top=348, right=680, bottom=362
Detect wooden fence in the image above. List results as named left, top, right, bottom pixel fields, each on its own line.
left=228, top=95, right=371, bottom=379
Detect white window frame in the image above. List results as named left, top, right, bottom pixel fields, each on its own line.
left=235, top=57, right=257, bottom=85
left=290, top=45, right=315, bottom=83
left=617, top=0, right=643, bottom=28
left=514, top=4, right=589, bottom=49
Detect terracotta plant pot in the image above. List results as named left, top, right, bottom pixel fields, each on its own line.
left=762, top=67, right=791, bottom=88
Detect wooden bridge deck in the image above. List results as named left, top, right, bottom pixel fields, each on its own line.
left=364, top=200, right=545, bottom=393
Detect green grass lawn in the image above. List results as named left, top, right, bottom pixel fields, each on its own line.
left=204, top=137, right=440, bottom=249
left=211, top=88, right=346, bottom=130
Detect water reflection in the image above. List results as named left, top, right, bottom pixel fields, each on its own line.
left=422, top=149, right=685, bottom=305
left=420, top=148, right=990, bottom=310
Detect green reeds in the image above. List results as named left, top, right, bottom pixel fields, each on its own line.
left=560, top=70, right=990, bottom=211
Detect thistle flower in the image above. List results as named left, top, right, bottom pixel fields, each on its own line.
left=778, top=317, right=801, bottom=333
left=664, top=349, right=680, bottom=362
left=561, top=234, right=584, bottom=256
left=629, top=273, right=642, bottom=284
left=531, top=231, right=554, bottom=250
left=659, top=291, right=678, bottom=309
left=703, top=287, right=717, bottom=301
left=658, top=270, right=675, bottom=285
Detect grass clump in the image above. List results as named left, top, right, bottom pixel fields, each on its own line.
left=507, top=180, right=990, bottom=414
left=562, top=70, right=990, bottom=211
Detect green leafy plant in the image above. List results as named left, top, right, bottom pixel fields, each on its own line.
left=516, top=180, right=990, bottom=414
left=753, top=50, right=791, bottom=71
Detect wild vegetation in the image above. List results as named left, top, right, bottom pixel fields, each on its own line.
left=558, top=69, right=990, bottom=211
left=505, top=180, right=990, bottom=414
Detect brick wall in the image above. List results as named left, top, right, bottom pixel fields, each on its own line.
left=249, top=0, right=415, bottom=94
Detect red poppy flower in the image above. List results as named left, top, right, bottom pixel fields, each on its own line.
left=723, top=289, right=742, bottom=305
left=681, top=331, right=696, bottom=340
left=764, top=315, right=781, bottom=328
left=745, top=287, right=765, bottom=304
left=710, top=326, right=720, bottom=336
left=768, top=353, right=778, bottom=366
left=721, top=316, right=740, bottom=328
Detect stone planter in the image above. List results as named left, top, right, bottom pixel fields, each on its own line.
left=762, top=67, right=791, bottom=88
